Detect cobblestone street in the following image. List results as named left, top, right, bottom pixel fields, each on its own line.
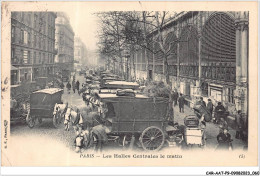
left=10, top=73, right=246, bottom=156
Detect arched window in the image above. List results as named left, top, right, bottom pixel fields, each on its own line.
left=164, top=32, right=178, bottom=64
left=179, top=25, right=199, bottom=64
left=201, top=13, right=236, bottom=63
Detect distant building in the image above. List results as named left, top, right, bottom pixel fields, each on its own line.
left=11, top=12, right=57, bottom=85
left=74, top=37, right=87, bottom=69
left=55, top=12, right=75, bottom=74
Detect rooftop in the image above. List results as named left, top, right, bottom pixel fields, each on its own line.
left=33, top=88, right=63, bottom=95
left=99, top=93, right=148, bottom=99
left=105, top=81, right=139, bottom=86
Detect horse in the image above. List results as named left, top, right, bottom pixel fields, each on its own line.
left=64, top=107, right=84, bottom=134
left=53, top=102, right=68, bottom=122
left=74, top=125, right=110, bottom=153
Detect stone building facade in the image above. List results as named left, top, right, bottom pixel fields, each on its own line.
left=55, top=12, right=75, bottom=74
left=130, top=11, right=249, bottom=122
left=11, top=12, right=57, bottom=85
left=74, top=37, right=87, bottom=69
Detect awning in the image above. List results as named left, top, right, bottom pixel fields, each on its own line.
left=11, top=66, right=18, bottom=71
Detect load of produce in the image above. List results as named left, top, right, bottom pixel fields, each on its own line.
left=143, top=81, right=171, bottom=98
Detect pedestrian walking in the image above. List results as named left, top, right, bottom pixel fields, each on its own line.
left=172, top=90, right=179, bottom=107
left=219, top=117, right=228, bottom=133
left=72, top=81, right=76, bottom=93
left=66, top=82, right=71, bottom=94
left=76, top=80, right=80, bottom=95
left=207, top=99, right=213, bottom=116
left=178, top=93, right=185, bottom=113
left=60, top=82, right=64, bottom=89
left=198, top=97, right=206, bottom=107
left=60, top=82, right=65, bottom=94
left=235, top=110, right=244, bottom=140
left=216, top=129, right=232, bottom=150
left=214, top=102, right=226, bottom=124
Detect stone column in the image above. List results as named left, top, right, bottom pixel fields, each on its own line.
left=176, top=42, right=180, bottom=90
left=198, top=34, right=202, bottom=85
left=176, top=22, right=180, bottom=92
left=196, top=12, right=203, bottom=96
left=196, top=33, right=202, bottom=96
left=152, top=42, right=155, bottom=81
left=235, top=12, right=249, bottom=120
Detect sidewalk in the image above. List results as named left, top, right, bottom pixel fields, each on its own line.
left=173, top=104, right=247, bottom=150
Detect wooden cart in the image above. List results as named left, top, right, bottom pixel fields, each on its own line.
left=26, top=88, right=63, bottom=128
left=98, top=93, right=169, bottom=151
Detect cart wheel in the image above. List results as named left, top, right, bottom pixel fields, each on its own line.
left=26, top=111, right=35, bottom=128
left=122, top=135, right=131, bottom=147
left=140, top=126, right=165, bottom=151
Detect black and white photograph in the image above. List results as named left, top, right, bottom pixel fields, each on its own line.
left=1, top=1, right=258, bottom=169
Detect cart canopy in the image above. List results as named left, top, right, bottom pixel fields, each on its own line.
left=101, top=81, right=139, bottom=90
left=30, top=88, right=63, bottom=109
left=99, top=93, right=168, bottom=120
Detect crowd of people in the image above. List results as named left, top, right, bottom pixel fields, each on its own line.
left=170, top=88, right=247, bottom=150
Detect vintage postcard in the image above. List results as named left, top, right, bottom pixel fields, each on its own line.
left=1, top=1, right=258, bottom=167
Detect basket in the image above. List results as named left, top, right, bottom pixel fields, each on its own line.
left=184, top=115, right=199, bottom=127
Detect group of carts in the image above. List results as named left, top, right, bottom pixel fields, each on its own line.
left=16, top=70, right=206, bottom=151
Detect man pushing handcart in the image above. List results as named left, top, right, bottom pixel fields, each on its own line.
left=183, top=115, right=206, bottom=148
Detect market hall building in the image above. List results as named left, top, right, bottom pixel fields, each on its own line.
left=130, top=11, right=248, bottom=123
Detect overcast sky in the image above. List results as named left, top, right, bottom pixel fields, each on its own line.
left=63, top=3, right=99, bottom=51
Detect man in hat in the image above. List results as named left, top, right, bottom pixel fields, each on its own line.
left=207, top=99, right=213, bottom=117
left=178, top=93, right=185, bottom=113
left=214, top=102, right=226, bottom=124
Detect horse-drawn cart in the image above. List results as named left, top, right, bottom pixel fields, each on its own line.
left=26, top=88, right=63, bottom=128
left=98, top=93, right=170, bottom=151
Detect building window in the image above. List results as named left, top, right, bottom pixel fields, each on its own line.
left=201, top=82, right=209, bottom=97
left=39, top=36, right=41, bottom=48
left=24, top=72, right=28, bottom=81
left=20, top=49, right=23, bottom=64
left=39, top=52, right=41, bottom=64
left=34, top=51, right=36, bottom=64
left=28, top=51, right=31, bottom=64
left=28, top=33, right=31, bottom=46
left=34, top=14, right=38, bottom=28
left=24, top=30, right=28, bottom=44
left=228, top=88, right=235, bottom=104
left=34, top=34, right=36, bottom=46
left=11, top=48, right=15, bottom=63
left=11, top=26, right=15, bottom=42
left=20, top=29, right=24, bottom=43
left=43, top=22, right=45, bottom=34
left=42, top=38, right=44, bottom=49
left=21, top=12, right=24, bottom=22
left=23, top=50, right=28, bottom=64
left=43, top=37, right=45, bottom=50
left=28, top=13, right=31, bottom=26
left=43, top=53, right=45, bottom=63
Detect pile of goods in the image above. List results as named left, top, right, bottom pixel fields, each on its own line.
left=143, top=81, right=171, bottom=98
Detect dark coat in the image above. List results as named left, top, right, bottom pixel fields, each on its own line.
left=217, top=132, right=231, bottom=150
left=202, top=101, right=206, bottom=107
left=172, top=92, right=179, bottom=100
left=76, top=81, right=80, bottom=90
left=215, top=104, right=226, bottom=115
left=207, top=101, right=213, bottom=112
left=66, top=83, right=71, bottom=89
left=178, top=96, right=185, bottom=107
left=235, top=114, right=244, bottom=131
